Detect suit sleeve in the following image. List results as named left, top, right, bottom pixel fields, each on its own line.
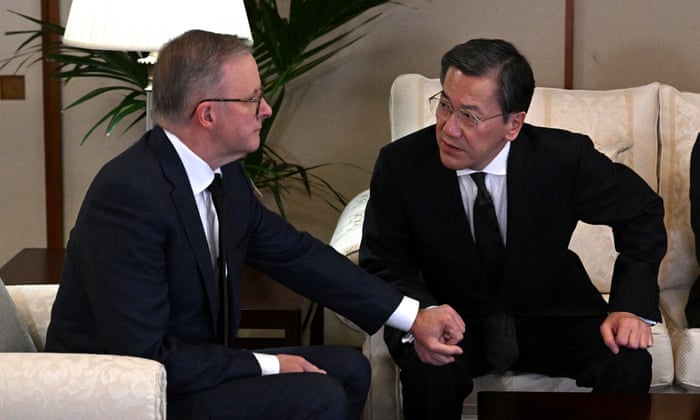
left=360, top=147, right=439, bottom=307
left=570, top=135, right=667, bottom=322
left=239, top=164, right=404, bottom=335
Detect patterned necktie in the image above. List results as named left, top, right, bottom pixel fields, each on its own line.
left=207, top=174, right=229, bottom=347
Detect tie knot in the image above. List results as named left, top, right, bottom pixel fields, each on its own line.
left=471, top=172, right=487, bottom=189
left=207, top=174, right=225, bottom=198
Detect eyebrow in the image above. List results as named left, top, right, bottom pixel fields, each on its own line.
left=441, top=91, right=482, bottom=113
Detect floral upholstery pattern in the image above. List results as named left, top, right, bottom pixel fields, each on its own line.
left=0, top=353, right=166, bottom=419
left=657, top=85, right=700, bottom=391
left=0, top=283, right=167, bottom=419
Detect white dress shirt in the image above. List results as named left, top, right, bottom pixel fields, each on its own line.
left=456, top=142, right=510, bottom=244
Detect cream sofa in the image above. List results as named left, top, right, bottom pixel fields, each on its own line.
left=0, top=283, right=167, bottom=420
left=330, top=74, right=700, bottom=419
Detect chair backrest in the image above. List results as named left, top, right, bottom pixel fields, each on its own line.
left=657, top=85, right=700, bottom=328
left=388, top=73, right=661, bottom=294
left=389, top=74, right=440, bottom=141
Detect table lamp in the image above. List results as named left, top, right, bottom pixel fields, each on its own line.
left=61, top=0, right=253, bottom=130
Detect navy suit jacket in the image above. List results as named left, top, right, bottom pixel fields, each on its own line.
left=361, top=124, right=666, bottom=332
left=46, top=126, right=402, bottom=394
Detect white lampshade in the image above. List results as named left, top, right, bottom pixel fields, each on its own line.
left=63, top=0, right=253, bottom=51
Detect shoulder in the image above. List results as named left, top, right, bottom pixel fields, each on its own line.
left=518, top=123, right=592, bottom=145
left=383, top=125, right=437, bottom=156
left=86, top=130, right=176, bottom=205
left=513, top=123, right=596, bottom=158
left=377, top=125, right=440, bottom=172
left=99, top=129, right=165, bottom=177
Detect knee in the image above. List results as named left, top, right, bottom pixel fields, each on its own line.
left=323, top=345, right=371, bottom=393
left=400, top=358, right=473, bottom=397
left=345, top=347, right=371, bottom=389
left=616, top=347, right=652, bottom=372
left=304, top=374, right=349, bottom=419
left=587, top=347, right=652, bottom=392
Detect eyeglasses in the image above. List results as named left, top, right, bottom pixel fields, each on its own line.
left=190, top=93, right=265, bottom=119
left=428, top=91, right=503, bottom=129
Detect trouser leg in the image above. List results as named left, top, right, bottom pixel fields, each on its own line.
left=514, top=316, right=652, bottom=393
left=399, top=353, right=473, bottom=420
left=168, top=345, right=369, bottom=420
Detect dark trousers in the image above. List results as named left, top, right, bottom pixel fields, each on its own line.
left=393, top=315, right=653, bottom=420
left=167, top=345, right=370, bottom=420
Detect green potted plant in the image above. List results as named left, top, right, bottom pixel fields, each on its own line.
left=2, top=0, right=394, bottom=217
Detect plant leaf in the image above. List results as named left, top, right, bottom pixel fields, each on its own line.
left=4, top=1, right=394, bottom=216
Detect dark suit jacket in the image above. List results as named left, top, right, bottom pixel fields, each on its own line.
left=361, top=124, right=666, bottom=340
left=686, top=132, right=700, bottom=327
left=46, top=126, right=403, bottom=394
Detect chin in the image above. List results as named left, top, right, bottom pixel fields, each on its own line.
left=439, top=150, right=469, bottom=171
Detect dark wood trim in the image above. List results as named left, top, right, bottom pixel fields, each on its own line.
left=564, top=0, right=575, bottom=89
left=41, top=0, right=63, bottom=249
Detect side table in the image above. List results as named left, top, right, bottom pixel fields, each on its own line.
left=0, top=248, right=323, bottom=349
left=477, top=391, right=700, bottom=420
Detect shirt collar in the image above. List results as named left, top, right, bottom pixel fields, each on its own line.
left=163, top=129, right=220, bottom=194
left=456, top=141, right=510, bottom=177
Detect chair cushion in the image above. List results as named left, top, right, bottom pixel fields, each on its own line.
left=528, top=84, right=661, bottom=294
left=672, top=328, right=700, bottom=390
left=6, top=284, right=59, bottom=351
left=0, top=278, right=36, bottom=352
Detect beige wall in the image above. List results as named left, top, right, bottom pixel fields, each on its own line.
left=1, top=4, right=46, bottom=266
left=2, top=0, right=700, bottom=277
left=574, top=0, right=700, bottom=91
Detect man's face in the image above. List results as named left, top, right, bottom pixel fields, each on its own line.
left=435, top=67, right=523, bottom=171
left=210, top=53, right=272, bottom=164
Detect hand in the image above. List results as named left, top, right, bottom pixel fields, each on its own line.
left=600, top=311, right=654, bottom=354
left=277, top=354, right=327, bottom=374
left=410, top=305, right=465, bottom=365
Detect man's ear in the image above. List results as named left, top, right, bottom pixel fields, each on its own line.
left=505, top=111, right=526, bottom=142
left=193, top=103, right=215, bottom=127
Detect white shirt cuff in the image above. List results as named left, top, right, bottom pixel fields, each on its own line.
left=385, top=296, right=420, bottom=332
left=639, top=316, right=657, bottom=326
left=253, top=352, right=280, bottom=375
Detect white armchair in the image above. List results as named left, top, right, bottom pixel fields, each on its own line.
left=0, top=283, right=167, bottom=420
left=330, top=74, right=678, bottom=419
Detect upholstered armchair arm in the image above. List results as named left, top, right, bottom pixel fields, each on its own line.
left=0, top=353, right=167, bottom=420
left=329, top=189, right=371, bottom=334
left=329, top=189, right=370, bottom=265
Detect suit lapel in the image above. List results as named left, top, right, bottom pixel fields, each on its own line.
left=440, top=169, right=495, bottom=297
left=419, top=135, right=490, bottom=295
left=504, top=129, right=544, bottom=288
left=147, top=127, right=220, bottom=322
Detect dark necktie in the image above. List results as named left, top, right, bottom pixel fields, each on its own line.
left=471, top=172, right=518, bottom=372
left=207, top=174, right=229, bottom=347
left=471, top=172, right=505, bottom=283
